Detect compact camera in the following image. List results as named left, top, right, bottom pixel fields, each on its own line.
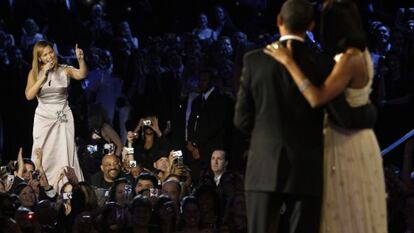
left=7, top=175, right=14, bottom=184
left=125, top=147, right=134, bottom=154
left=172, top=150, right=183, bottom=166
left=124, top=184, right=132, bottom=196
left=143, top=120, right=151, bottom=126
left=172, top=150, right=183, bottom=157
left=62, top=192, right=72, bottom=201
left=0, top=166, right=11, bottom=175
left=129, top=160, right=137, bottom=168
left=86, top=145, right=98, bottom=154
left=32, top=170, right=40, bottom=180
left=150, top=188, right=158, bottom=197
left=103, top=143, right=115, bottom=154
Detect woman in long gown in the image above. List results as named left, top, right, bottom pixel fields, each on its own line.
left=25, top=41, right=87, bottom=183
left=264, top=0, right=387, bottom=232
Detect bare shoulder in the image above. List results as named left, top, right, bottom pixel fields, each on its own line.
left=342, top=48, right=364, bottom=62
left=60, top=64, right=74, bottom=76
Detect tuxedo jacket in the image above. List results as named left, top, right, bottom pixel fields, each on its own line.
left=234, top=40, right=376, bottom=196
left=187, top=88, right=229, bottom=161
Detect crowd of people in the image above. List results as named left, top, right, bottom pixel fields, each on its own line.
left=0, top=0, right=413, bottom=232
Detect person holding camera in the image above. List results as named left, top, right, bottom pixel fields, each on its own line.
left=128, top=116, right=170, bottom=171
left=87, top=104, right=124, bottom=158
left=90, top=154, right=125, bottom=189
left=11, top=148, right=56, bottom=201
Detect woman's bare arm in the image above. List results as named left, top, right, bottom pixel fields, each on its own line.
left=65, top=44, right=88, bottom=80
left=264, top=41, right=356, bottom=108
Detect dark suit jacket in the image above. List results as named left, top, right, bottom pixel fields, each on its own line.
left=234, top=40, right=377, bottom=196
left=234, top=41, right=329, bottom=196
left=188, top=88, right=229, bottom=161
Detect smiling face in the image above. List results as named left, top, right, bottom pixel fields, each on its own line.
left=19, top=186, right=36, bottom=208
left=101, top=155, right=120, bottom=181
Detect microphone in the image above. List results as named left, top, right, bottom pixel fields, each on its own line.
left=45, top=70, right=51, bottom=86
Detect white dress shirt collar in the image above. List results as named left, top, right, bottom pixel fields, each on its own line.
left=202, top=86, right=215, bottom=100
left=279, top=34, right=305, bottom=42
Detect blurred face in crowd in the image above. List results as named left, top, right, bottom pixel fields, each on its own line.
left=154, top=157, right=169, bottom=172
left=130, top=166, right=142, bottom=178
left=182, top=202, right=200, bottom=227
left=211, top=150, right=227, bottom=175
left=132, top=203, right=152, bottom=227
left=375, top=25, right=390, bottom=44
left=214, top=6, right=225, bottom=21
left=199, top=13, right=208, bottom=27
left=198, top=72, right=212, bottom=93
left=19, top=186, right=36, bottom=208
left=101, top=155, right=120, bottom=181
left=92, top=4, right=103, bottom=19
left=115, top=183, right=126, bottom=205
left=134, top=179, right=155, bottom=194
left=22, top=163, right=35, bottom=181
left=162, top=181, right=180, bottom=203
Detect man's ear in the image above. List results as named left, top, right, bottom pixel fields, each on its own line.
left=308, top=20, right=315, bottom=32
left=100, top=165, right=104, bottom=172
left=277, top=14, right=283, bottom=27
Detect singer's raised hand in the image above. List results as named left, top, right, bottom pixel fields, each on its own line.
left=75, top=44, right=84, bottom=60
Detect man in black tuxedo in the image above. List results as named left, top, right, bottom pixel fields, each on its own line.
left=187, top=69, right=231, bottom=181
left=234, top=0, right=377, bottom=232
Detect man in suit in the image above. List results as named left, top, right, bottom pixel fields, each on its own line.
left=187, top=69, right=231, bottom=181
left=234, top=0, right=377, bottom=232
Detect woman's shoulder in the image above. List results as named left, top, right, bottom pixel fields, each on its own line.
left=334, top=48, right=365, bottom=64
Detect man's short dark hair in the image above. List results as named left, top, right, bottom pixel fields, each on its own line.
left=280, top=0, right=314, bottom=33
left=136, top=172, right=159, bottom=188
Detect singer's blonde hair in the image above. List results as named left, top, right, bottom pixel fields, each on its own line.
left=31, top=41, right=56, bottom=80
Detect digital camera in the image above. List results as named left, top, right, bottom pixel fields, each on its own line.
left=125, top=147, right=134, bottom=154
left=124, top=184, right=132, bottom=196
left=62, top=192, right=72, bottom=201
left=172, top=150, right=183, bottom=157
left=86, top=145, right=98, bottom=154
left=150, top=188, right=158, bottom=197
left=172, top=150, right=184, bottom=166
left=7, top=175, right=14, bottom=184
left=143, top=120, right=151, bottom=126
left=103, top=143, right=115, bottom=154
left=32, top=170, right=40, bottom=180
left=129, top=160, right=137, bottom=168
